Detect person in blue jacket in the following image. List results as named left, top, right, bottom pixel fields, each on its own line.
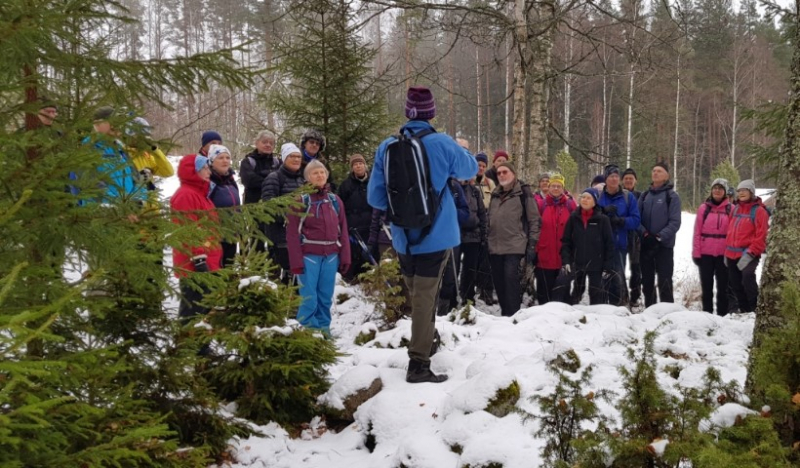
left=368, top=86, right=477, bottom=384
left=638, top=162, right=682, bottom=307
left=437, top=177, right=471, bottom=316
left=207, top=144, right=242, bottom=267
left=597, top=164, right=641, bottom=306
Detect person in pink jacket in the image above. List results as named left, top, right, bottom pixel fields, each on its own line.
left=286, top=160, right=351, bottom=337
left=692, top=178, right=732, bottom=315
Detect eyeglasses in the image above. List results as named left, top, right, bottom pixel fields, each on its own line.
left=496, top=170, right=512, bottom=175
left=286, top=154, right=302, bottom=160
left=306, top=140, right=320, bottom=146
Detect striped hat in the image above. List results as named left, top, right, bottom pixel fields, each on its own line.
left=405, top=86, right=436, bottom=120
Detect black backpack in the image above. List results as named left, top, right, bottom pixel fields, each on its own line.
left=384, top=127, right=444, bottom=253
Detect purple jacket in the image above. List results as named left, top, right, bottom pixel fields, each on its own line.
left=286, top=187, right=351, bottom=270
left=692, top=198, right=731, bottom=258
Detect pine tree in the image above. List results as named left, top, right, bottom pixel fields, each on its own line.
left=267, top=0, right=393, bottom=178
left=1, top=0, right=260, bottom=464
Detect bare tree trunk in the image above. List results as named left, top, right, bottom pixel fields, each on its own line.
left=505, top=35, right=512, bottom=150
left=746, top=4, right=800, bottom=445
left=626, top=66, right=635, bottom=168
left=476, top=45, right=482, bottom=149
left=563, top=14, right=573, bottom=154
left=448, top=52, right=455, bottom=136
left=732, top=56, right=739, bottom=167
left=693, top=101, right=701, bottom=207
left=523, top=0, right=555, bottom=181
left=673, top=54, right=681, bottom=192
left=511, top=0, right=529, bottom=162
left=486, top=63, right=492, bottom=149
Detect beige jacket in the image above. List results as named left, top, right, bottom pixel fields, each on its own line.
left=487, top=180, right=540, bottom=255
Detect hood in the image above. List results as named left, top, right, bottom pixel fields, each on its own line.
left=648, top=181, right=674, bottom=194
left=546, top=193, right=569, bottom=206
left=737, top=196, right=764, bottom=210
left=178, top=154, right=211, bottom=193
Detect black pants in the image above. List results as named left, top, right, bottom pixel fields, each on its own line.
left=569, top=270, right=605, bottom=305
left=489, top=254, right=523, bottom=316
left=459, top=243, right=482, bottom=304
left=271, top=246, right=291, bottom=285
left=699, top=255, right=729, bottom=315
left=178, top=278, right=210, bottom=322
left=221, top=241, right=238, bottom=268
left=535, top=267, right=560, bottom=305
left=606, top=250, right=628, bottom=306
left=641, top=244, right=674, bottom=307
left=728, top=256, right=759, bottom=313
left=439, top=247, right=460, bottom=314
left=476, top=244, right=494, bottom=299
left=629, top=261, right=642, bottom=304
left=343, top=240, right=372, bottom=283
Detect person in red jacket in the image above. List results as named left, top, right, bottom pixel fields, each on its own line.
left=724, top=179, right=769, bottom=313
left=286, top=160, right=350, bottom=337
left=692, top=178, right=732, bottom=315
left=535, top=173, right=576, bottom=304
left=170, top=154, right=223, bottom=319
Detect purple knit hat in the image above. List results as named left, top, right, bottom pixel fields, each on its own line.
left=405, top=86, right=436, bottom=120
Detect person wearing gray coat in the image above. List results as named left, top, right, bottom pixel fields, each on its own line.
left=638, top=162, right=682, bottom=307
left=487, top=163, right=541, bottom=316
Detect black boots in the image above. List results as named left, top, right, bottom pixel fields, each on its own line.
left=406, top=359, right=448, bottom=383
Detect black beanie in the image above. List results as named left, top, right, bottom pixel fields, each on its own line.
left=653, top=161, right=669, bottom=173
left=622, top=168, right=637, bottom=179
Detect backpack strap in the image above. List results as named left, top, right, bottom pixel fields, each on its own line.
left=247, top=155, right=256, bottom=170
left=519, top=184, right=532, bottom=235
left=298, top=193, right=342, bottom=247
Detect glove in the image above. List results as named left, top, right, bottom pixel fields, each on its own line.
left=560, top=264, right=571, bottom=277
left=693, top=257, right=701, bottom=267
left=526, top=245, right=537, bottom=264
left=603, top=205, right=617, bottom=216
left=338, top=263, right=351, bottom=275
left=291, top=267, right=304, bottom=275
left=737, top=253, right=754, bottom=271
left=610, top=216, right=625, bottom=229
left=642, top=233, right=658, bottom=251
left=602, top=270, right=612, bottom=281
left=192, top=256, right=209, bottom=273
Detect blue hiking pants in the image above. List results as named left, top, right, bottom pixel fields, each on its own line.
left=297, top=254, right=339, bottom=334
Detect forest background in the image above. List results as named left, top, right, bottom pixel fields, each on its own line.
left=86, top=0, right=795, bottom=206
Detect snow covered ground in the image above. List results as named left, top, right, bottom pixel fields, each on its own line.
left=156, top=159, right=757, bottom=468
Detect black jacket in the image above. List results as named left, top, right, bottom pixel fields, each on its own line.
left=561, top=207, right=614, bottom=272
left=460, top=183, right=487, bottom=244
left=261, top=165, right=305, bottom=247
left=240, top=149, right=281, bottom=204
left=337, top=172, right=372, bottom=238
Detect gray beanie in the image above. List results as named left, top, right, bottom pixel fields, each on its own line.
left=304, top=159, right=328, bottom=181
left=737, top=179, right=756, bottom=195
left=711, top=178, right=729, bottom=192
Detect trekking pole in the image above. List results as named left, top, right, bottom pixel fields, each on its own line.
left=350, top=229, right=379, bottom=266
left=449, top=248, right=462, bottom=306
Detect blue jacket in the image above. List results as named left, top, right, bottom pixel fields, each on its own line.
left=76, top=136, right=144, bottom=203
left=598, top=187, right=641, bottom=251
left=209, top=169, right=241, bottom=209
left=367, top=120, right=478, bottom=255
left=449, top=178, right=470, bottom=227
left=639, top=182, right=682, bottom=248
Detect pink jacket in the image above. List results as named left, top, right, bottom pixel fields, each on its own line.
left=692, top=198, right=731, bottom=258
left=286, top=188, right=351, bottom=271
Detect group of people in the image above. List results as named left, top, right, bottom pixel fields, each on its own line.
left=67, top=86, right=770, bottom=385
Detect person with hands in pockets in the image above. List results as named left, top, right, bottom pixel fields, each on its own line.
left=286, top=160, right=350, bottom=338
left=724, top=179, right=769, bottom=313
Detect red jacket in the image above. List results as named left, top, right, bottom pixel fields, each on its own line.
left=286, top=187, right=351, bottom=271
left=536, top=194, right=577, bottom=269
left=724, top=197, right=769, bottom=260
left=170, top=155, right=223, bottom=277
left=692, top=198, right=731, bottom=258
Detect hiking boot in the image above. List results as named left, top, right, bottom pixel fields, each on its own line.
left=406, top=359, right=448, bottom=384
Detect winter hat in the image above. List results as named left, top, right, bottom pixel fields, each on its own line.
left=622, top=168, right=637, bottom=179
left=194, top=155, right=209, bottom=173
left=304, top=159, right=329, bottom=180
left=604, top=164, right=621, bottom=178
left=405, top=86, right=436, bottom=120
left=581, top=188, right=599, bottom=205
left=727, top=187, right=736, bottom=198
left=653, top=161, right=669, bottom=173
left=550, top=173, right=566, bottom=186
left=475, top=152, right=489, bottom=165
left=281, top=142, right=302, bottom=160
left=301, top=129, right=326, bottom=152
left=38, top=95, right=57, bottom=110
left=537, top=172, right=551, bottom=182
left=126, top=116, right=152, bottom=136
left=496, top=162, right=516, bottom=176
left=93, top=106, right=115, bottom=121
left=591, top=174, right=606, bottom=186
left=493, top=150, right=510, bottom=163
left=710, top=178, right=729, bottom=192
left=349, top=153, right=366, bottom=168
left=207, top=144, right=231, bottom=163
left=737, top=179, right=756, bottom=195
left=201, top=130, right=222, bottom=148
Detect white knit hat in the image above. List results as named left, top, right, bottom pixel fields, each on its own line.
left=737, top=179, right=756, bottom=195
left=281, top=142, right=301, bottom=160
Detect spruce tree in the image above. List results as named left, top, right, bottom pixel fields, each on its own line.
left=267, top=0, right=393, bottom=177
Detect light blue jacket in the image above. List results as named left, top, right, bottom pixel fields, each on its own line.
left=78, top=136, right=145, bottom=203
left=367, top=120, right=478, bottom=255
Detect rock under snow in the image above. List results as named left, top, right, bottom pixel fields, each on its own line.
left=319, top=365, right=383, bottom=421
left=699, top=403, right=757, bottom=432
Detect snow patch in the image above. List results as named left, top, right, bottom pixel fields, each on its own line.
left=318, top=365, right=381, bottom=411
